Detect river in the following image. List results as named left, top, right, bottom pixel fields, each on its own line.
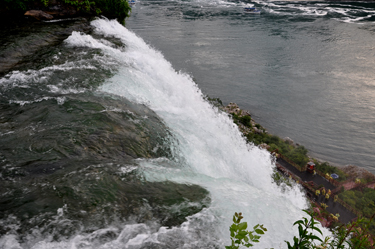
left=127, top=0, right=375, bottom=174
left=0, top=0, right=374, bottom=248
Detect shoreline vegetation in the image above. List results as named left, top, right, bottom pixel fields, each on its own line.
left=212, top=99, right=375, bottom=240
left=0, top=0, right=132, bottom=24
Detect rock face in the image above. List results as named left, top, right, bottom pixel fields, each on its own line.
left=223, top=102, right=266, bottom=136
left=224, top=102, right=251, bottom=116
left=24, top=10, right=53, bottom=20
left=284, top=137, right=294, bottom=145
left=0, top=18, right=91, bottom=76
left=342, top=165, right=375, bottom=181
left=17, top=1, right=81, bottom=22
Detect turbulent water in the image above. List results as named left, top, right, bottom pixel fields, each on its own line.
left=0, top=16, right=311, bottom=249
left=0, top=0, right=374, bottom=248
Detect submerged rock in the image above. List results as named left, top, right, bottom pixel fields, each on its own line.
left=0, top=18, right=91, bottom=76
left=0, top=164, right=210, bottom=235
left=0, top=93, right=209, bottom=236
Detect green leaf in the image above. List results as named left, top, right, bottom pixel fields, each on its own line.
left=230, top=224, right=238, bottom=232
left=293, top=220, right=304, bottom=226
left=235, top=234, right=245, bottom=240
left=298, top=225, right=304, bottom=237
left=309, top=235, right=323, bottom=242
left=249, top=233, right=254, bottom=240
left=312, top=226, right=323, bottom=236
left=238, top=222, right=248, bottom=231
left=285, top=241, right=292, bottom=249
left=260, top=224, right=267, bottom=231
left=294, top=236, right=299, bottom=244
left=255, top=229, right=264, bottom=234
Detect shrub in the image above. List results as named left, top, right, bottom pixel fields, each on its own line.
left=284, top=146, right=309, bottom=167
left=1, top=0, right=131, bottom=24
left=314, top=161, right=347, bottom=181
left=238, top=115, right=251, bottom=128
left=1, top=0, right=31, bottom=10
left=94, top=0, right=131, bottom=24
left=206, top=97, right=223, bottom=108
left=339, top=189, right=375, bottom=236
left=227, top=211, right=375, bottom=249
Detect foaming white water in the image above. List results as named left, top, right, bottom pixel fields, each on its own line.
left=252, top=0, right=375, bottom=23
left=61, top=18, right=328, bottom=248
left=84, top=19, right=275, bottom=192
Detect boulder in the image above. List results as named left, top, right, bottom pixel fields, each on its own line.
left=253, top=126, right=263, bottom=134
left=259, top=143, right=270, bottom=150
left=24, top=10, right=54, bottom=20
left=284, top=137, right=294, bottom=145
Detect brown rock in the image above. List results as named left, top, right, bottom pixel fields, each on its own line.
left=24, top=10, right=54, bottom=20
left=342, top=165, right=375, bottom=181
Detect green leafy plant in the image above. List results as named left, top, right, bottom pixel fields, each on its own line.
left=227, top=210, right=374, bottom=249
left=339, top=188, right=375, bottom=235
left=285, top=210, right=323, bottom=249
left=94, top=0, right=131, bottom=24
left=238, top=115, right=252, bottom=127
left=226, top=212, right=267, bottom=249
left=314, top=161, right=347, bottom=182
left=328, top=216, right=374, bottom=249
left=2, top=0, right=30, bottom=10
left=285, top=210, right=374, bottom=249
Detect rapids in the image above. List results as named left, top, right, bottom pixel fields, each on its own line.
left=0, top=17, right=321, bottom=248
left=3, top=0, right=375, bottom=246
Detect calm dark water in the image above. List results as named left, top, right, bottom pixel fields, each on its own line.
left=127, top=0, right=375, bottom=173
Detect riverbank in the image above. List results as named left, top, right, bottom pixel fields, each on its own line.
left=220, top=101, right=375, bottom=235
left=222, top=102, right=375, bottom=183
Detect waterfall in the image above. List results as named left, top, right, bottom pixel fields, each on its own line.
left=0, top=18, right=329, bottom=249
left=64, top=18, right=316, bottom=248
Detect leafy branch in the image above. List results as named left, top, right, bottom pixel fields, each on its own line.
left=226, top=212, right=267, bottom=249
left=226, top=210, right=374, bottom=248
left=285, top=210, right=323, bottom=249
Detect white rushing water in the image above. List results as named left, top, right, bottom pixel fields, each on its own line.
left=0, top=18, right=329, bottom=249
left=64, top=18, right=325, bottom=248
